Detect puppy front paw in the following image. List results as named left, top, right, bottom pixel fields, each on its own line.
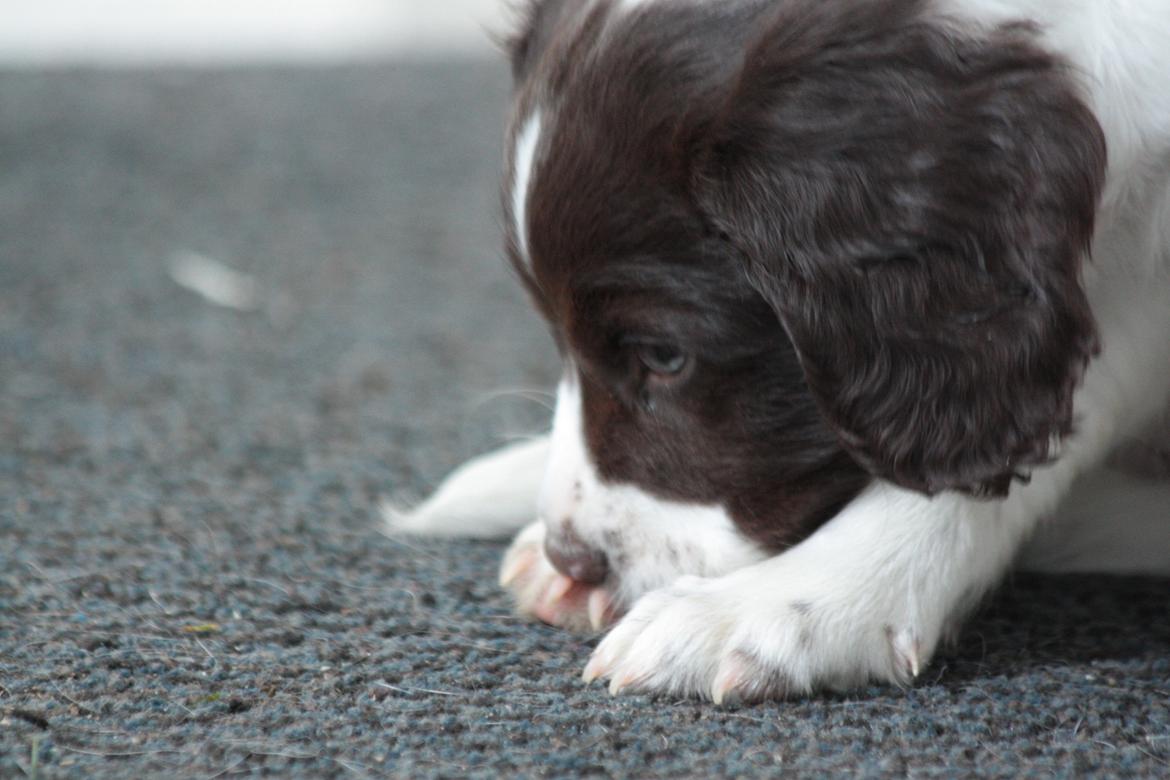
left=582, top=568, right=927, bottom=703
left=500, top=521, right=618, bottom=633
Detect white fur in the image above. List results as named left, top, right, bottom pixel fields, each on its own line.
left=589, top=484, right=1011, bottom=698
left=510, top=111, right=543, bottom=262
left=616, top=0, right=657, bottom=10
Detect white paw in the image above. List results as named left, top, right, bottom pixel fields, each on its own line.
left=499, top=521, right=618, bottom=633
left=382, top=437, right=548, bottom=539
left=581, top=567, right=926, bottom=703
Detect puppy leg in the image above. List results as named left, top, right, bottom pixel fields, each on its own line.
left=1020, top=467, right=1170, bottom=575
left=583, top=475, right=1078, bottom=702
left=383, top=436, right=548, bottom=539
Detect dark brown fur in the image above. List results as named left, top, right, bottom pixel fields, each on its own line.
left=504, top=0, right=1104, bottom=548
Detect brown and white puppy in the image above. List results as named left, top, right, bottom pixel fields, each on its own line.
left=391, top=0, right=1170, bottom=702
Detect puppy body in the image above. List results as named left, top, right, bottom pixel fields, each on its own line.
left=395, top=0, right=1170, bottom=700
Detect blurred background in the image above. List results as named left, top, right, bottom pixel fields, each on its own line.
left=0, top=0, right=555, bottom=493
left=1, top=0, right=506, bottom=65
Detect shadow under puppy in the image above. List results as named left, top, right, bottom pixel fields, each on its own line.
left=390, top=0, right=1170, bottom=703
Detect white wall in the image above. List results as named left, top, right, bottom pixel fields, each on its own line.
left=0, top=0, right=509, bottom=66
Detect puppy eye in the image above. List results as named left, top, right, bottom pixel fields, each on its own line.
left=637, top=343, right=688, bottom=377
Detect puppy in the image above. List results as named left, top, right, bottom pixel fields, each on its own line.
left=391, top=0, right=1170, bottom=702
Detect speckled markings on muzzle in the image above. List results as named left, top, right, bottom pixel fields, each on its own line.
left=538, top=370, right=769, bottom=606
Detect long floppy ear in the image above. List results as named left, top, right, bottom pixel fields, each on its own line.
left=694, top=2, right=1106, bottom=496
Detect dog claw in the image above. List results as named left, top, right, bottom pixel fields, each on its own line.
left=531, top=574, right=579, bottom=625
left=544, top=574, right=574, bottom=606
left=607, top=668, right=642, bottom=696
left=580, top=654, right=608, bottom=682
left=499, top=546, right=535, bottom=588
left=587, top=589, right=611, bottom=631
left=711, top=655, right=748, bottom=705
left=889, top=627, right=921, bottom=682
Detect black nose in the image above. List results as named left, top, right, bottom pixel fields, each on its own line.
left=543, top=522, right=609, bottom=585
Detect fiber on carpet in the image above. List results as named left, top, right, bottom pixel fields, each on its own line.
left=0, top=64, right=1167, bottom=779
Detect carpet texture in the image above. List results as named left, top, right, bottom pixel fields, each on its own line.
left=0, top=64, right=1168, bottom=779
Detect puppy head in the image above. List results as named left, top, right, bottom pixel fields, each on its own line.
left=503, top=0, right=1105, bottom=585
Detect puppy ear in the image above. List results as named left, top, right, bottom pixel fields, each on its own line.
left=694, top=8, right=1106, bottom=496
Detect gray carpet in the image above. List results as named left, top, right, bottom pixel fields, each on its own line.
left=1, top=63, right=1168, bottom=779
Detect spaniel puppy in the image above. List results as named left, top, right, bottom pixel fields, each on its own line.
left=390, top=0, right=1170, bottom=702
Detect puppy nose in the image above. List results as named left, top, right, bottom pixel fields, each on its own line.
left=543, top=521, right=609, bottom=585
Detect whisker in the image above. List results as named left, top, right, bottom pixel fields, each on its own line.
left=468, top=386, right=556, bottom=412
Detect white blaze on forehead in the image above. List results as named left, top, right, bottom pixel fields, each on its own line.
left=511, top=110, right=543, bottom=262
left=615, top=0, right=672, bottom=12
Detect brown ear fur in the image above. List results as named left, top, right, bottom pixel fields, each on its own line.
left=694, top=0, right=1106, bottom=496
left=507, top=0, right=574, bottom=82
